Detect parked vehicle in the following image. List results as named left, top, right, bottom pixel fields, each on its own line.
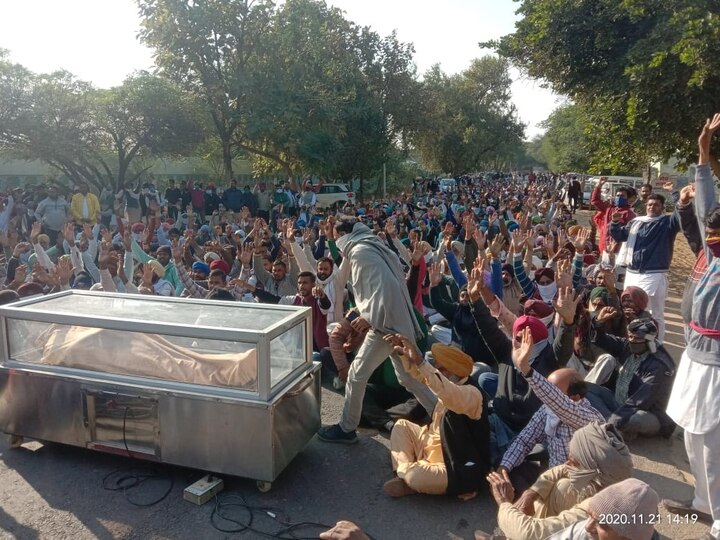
left=315, top=183, right=355, bottom=208
left=439, top=178, right=456, bottom=192
left=585, top=176, right=644, bottom=206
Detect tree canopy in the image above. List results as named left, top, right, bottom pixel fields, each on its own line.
left=488, top=0, right=720, bottom=171
left=412, top=57, right=526, bottom=174
left=0, top=51, right=204, bottom=190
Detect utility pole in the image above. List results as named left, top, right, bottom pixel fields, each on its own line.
left=383, top=163, right=387, bottom=198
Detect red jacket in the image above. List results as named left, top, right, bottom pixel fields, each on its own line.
left=591, top=186, right=635, bottom=253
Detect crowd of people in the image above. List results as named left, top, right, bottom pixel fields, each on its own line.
left=1, top=117, right=719, bottom=540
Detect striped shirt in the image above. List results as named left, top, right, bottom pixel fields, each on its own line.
left=500, top=370, right=604, bottom=470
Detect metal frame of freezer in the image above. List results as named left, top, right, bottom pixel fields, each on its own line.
left=0, top=291, right=321, bottom=489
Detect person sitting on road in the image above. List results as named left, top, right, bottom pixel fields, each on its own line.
left=243, top=271, right=332, bottom=353
left=498, top=329, right=604, bottom=492
left=589, top=315, right=676, bottom=440
left=476, top=477, right=660, bottom=540
left=478, top=421, right=633, bottom=540
left=380, top=336, right=490, bottom=500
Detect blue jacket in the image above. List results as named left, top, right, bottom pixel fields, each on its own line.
left=609, top=213, right=680, bottom=273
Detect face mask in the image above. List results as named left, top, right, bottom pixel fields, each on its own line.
left=537, top=282, right=558, bottom=303
left=629, top=342, right=648, bottom=354
left=540, top=313, right=554, bottom=327
left=614, top=196, right=627, bottom=207
left=206, top=190, right=213, bottom=195
left=480, top=226, right=488, bottom=233
left=706, top=237, right=720, bottom=257
left=132, top=232, right=143, bottom=242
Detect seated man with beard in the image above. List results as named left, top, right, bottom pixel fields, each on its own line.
left=381, top=335, right=490, bottom=500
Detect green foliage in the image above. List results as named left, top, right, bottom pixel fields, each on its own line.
left=538, top=104, right=590, bottom=172
left=0, top=52, right=205, bottom=190
left=412, top=57, right=525, bottom=174
left=488, top=0, right=720, bottom=167
left=138, top=0, right=275, bottom=181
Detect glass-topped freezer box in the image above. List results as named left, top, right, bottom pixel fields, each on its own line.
left=0, top=291, right=321, bottom=490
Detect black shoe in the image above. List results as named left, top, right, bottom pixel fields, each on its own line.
left=662, top=498, right=713, bottom=525
left=317, top=424, right=358, bottom=444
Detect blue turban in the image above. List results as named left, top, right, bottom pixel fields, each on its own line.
left=192, top=261, right=210, bottom=276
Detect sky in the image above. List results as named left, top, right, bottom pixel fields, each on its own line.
left=0, top=0, right=561, bottom=138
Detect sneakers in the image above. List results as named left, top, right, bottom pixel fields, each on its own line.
left=382, top=477, right=416, bottom=498
left=662, top=498, right=713, bottom=525
left=317, top=424, right=358, bottom=444
left=332, top=376, right=345, bottom=391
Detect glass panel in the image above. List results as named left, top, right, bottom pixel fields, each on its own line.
left=18, top=294, right=290, bottom=331
left=6, top=319, right=258, bottom=392
left=270, top=322, right=306, bottom=388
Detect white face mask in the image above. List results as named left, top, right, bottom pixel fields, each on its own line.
left=540, top=313, right=554, bottom=327
left=537, top=282, right=558, bottom=303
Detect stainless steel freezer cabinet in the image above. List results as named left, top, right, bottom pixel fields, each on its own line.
left=0, top=291, right=321, bottom=491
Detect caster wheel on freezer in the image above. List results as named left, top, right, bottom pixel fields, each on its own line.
left=256, top=480, right=272, bottom=493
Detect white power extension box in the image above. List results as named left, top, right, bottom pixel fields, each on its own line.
left=183, top=474, right=224, bottom=505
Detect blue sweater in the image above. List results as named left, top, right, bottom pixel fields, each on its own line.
left=609, top=213, right=680, bottom=273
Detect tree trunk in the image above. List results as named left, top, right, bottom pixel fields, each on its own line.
left=222, top=137, right=234, bottom=182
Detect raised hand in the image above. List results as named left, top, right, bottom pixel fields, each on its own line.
left=596, top=306, right=618, bottom=323
left=97, top=241, right=111, bottom=269
left=603, top=268, right=616, bottom=292
left=56, top=258, right=73, bottom=283
left=384, top=333, right=423, bottom=366
left=472, top=228, right=486, bottom=250
left=699, top=113, right=720, bottom=149
left=489, top=233, right=504, bottom=258
left=312, top=285, right=326, bottom=299
left=63, top=223, right=75, bottom=244
left=141, top=264, right=155, bottom=287
left=428, top=262, right=443, bottom=287
left=555, top=259, right=572, bottom=289
left=572, top=227, right=590, bottom=253
left=171, top=239, right=183, bottom=262
left=511, top=327, right=534, bottom=375
left=511, top=229, right=525, bottom=252
left=31, top=221, right=42, bottom=242
left=554, top=285, right=581, bottom=324
left=679, top=184, right=696, bottom=204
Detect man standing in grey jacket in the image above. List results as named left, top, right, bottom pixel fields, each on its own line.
left=34, top=185, right=69, bottom=244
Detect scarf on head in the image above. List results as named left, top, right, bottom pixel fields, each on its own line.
left=567, top=421, right=633, bottom=491
left=336, top=223, right=422, bottom=340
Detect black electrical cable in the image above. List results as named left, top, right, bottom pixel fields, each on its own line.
left=209, top=492, right=346, bottom=540
left=100, top=406, right=174, bottom=507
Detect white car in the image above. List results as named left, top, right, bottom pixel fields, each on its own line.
left=439, top=178, right=456, bottom=192
left=315, top=183, right=356, bottom=208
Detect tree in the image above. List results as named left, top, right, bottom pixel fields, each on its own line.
left=486, top=0, right=720, bottom=168
left=0, top=54, right=205, bottom=190
left=137, top=0, right=275, bottom=182
left=538, top=104, right=590, bottom=172
left=413, top=57, right=525, bottom=174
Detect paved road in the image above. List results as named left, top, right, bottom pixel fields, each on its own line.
left=0, top=217, right=713, bottom=539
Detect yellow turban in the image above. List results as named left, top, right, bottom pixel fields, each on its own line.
left=431, top=344, right=473, bottom=378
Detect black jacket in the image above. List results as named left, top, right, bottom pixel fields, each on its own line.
left=429, top=292, right=509, bottom=370
left=440, top=379, right=491, bottom=496
left=592, top=326, right=676, bottom=436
